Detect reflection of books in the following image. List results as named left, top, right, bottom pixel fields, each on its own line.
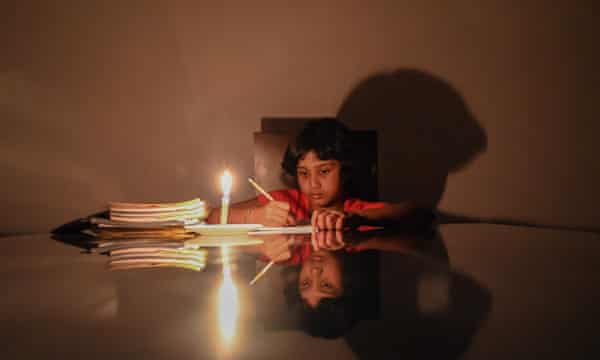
left=90, top=217, right=184, bottom=229
left=107, top=247, right=207, bottom=272
left=91, top=240, right=185, bottom=254
left=91, top=229, right=194, bottom=240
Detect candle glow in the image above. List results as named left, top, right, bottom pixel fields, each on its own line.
left=217, top=246, right=239, bottom=344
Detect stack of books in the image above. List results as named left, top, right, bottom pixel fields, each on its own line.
left=85, top=198, right=209, bottom=271
left=88, top=198, right=207, bottom=238
left=109, top=198, right=207, bottom=225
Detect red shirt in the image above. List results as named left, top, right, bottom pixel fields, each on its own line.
left=256, top=189, right=386, bottom=264
left=256, top=188, right=385, bottom=221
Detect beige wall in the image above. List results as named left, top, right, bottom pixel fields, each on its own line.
left=1, top=0, right=598, bottom=233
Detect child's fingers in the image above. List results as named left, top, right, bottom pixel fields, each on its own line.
left=317, top=231, right=327, bottom=249
left=271, top=201, right=290, bottom=211
left=325, top=213, right=336, bottom=229
left=325, top=231, right=334, bottom=248
left=276, top=249, right=291, bottom=261
left=311, top=209, right=321, bottom=230
left=312, top=230, right=344, bottom=250
left=265, top=213, right=287, bottom=226
left=265, top=206, right=293, bottom=226
left=286, top=214, right=297, bottom=226
left=336, top=231, right=344, bottom=247
left=310, top=231, right=319, bottom=251
left=311, top=209, right=345, bottom=230
left=335, top=215, right=344, bottom=230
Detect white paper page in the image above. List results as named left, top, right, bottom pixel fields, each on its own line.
left=248, top=225, right=313, bottom=235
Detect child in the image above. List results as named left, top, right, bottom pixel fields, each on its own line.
left=207, top=119, right=434, bottom=336
left=207, top=118, right=417, bottom=231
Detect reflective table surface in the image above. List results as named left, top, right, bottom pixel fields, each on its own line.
left=1, top=225, right=599, bottom=359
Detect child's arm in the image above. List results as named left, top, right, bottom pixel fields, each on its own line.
left=350, top=202, right=415, bottom=223
left=311, top=202, right=434, bottom=230
left=207, top=198, right=296, bottom=226
left=206, top=198, right=258, bottom=224
left=309, top=224, right=435, bottom=252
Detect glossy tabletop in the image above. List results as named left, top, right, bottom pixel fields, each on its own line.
left=1, top=225, right=599, bottom=359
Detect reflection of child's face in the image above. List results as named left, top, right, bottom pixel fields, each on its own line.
left=296, top=150, right=342, bottom=211
left=298, top=250, right=343, bottom=307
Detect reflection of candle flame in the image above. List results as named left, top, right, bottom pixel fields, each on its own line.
left=217, top=246, right=238, bottom=344
left=221, top=170, right=233, bottom=197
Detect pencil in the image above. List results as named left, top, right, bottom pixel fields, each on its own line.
left=249, top=260, right=275, bottom=285
left=248, top=177, right=274, bottom=201
left=247, top=177, right=283, bottom=285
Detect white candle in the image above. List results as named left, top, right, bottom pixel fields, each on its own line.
left=220, top=170, right=232, bottom=224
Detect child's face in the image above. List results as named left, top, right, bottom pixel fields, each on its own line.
left=298, top=250, right=343, bottom=307
left=296, top=150, right=343, bottom=210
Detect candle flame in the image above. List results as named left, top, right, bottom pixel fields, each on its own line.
left=217, top=246, right=238, bottom=344
left=221, top=170, right=233, bottom=197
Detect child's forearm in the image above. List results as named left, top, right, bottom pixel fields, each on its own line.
left=349, top=202, right=434, bottom=229
left=206, top=199, right=260, bottom=224
left=353, top=202, right=414, bottom=221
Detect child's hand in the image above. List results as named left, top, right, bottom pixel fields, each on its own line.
left=311, top=230, right=345, bottom=251
left=261, top=235, right=294, bottom=262
left=253, top=201, right=296, bottom=226
left=311, top=209, right=367, bottom=231
left=311, top=208, right=347, bottom=231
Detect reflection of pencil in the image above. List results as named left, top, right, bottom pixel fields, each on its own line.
left=249, top=260, right=274, bottom=285
left=248, top=177, right=274, bottom=201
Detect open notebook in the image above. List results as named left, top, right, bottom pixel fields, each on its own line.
left=248, top=225, right=313, bottom=235
left=185, top=224, right=313, bottom=236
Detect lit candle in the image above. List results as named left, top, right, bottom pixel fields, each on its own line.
left=220, top=170, right=233, bottom=224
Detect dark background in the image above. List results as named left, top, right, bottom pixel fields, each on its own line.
left=1, top=0, right=598, bottom=233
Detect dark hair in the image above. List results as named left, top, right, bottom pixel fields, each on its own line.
left=282, top=250, right=380, bottom=339
left=281, top=118, right=359, bottom=197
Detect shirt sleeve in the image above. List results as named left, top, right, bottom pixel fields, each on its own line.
left=256, top=193, right=270, bottom=205
left=344, top=198, right=387, bottom=212
left=256, top=189, right=290, bottom=205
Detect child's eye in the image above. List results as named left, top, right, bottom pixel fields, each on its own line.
left=300, top=279, right=310, bottom=288
left=319, top=168, right=331, bottom=175
left=321, top=281, right=331, bottom=289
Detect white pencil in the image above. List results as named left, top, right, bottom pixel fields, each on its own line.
left=248, top=177, right=274, bottom=201
left=249, top=260, right=275, bottom=285
left=247, top=178, right=277, bottom=285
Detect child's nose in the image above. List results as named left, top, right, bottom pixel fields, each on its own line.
left=311, top=266, right=323, bottom=276
left=310, top=173, right=320, bottom=188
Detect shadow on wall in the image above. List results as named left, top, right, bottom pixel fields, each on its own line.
left=337, top=69, right=487, bottom=207
left=344, top=250, right=492, bottom=359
